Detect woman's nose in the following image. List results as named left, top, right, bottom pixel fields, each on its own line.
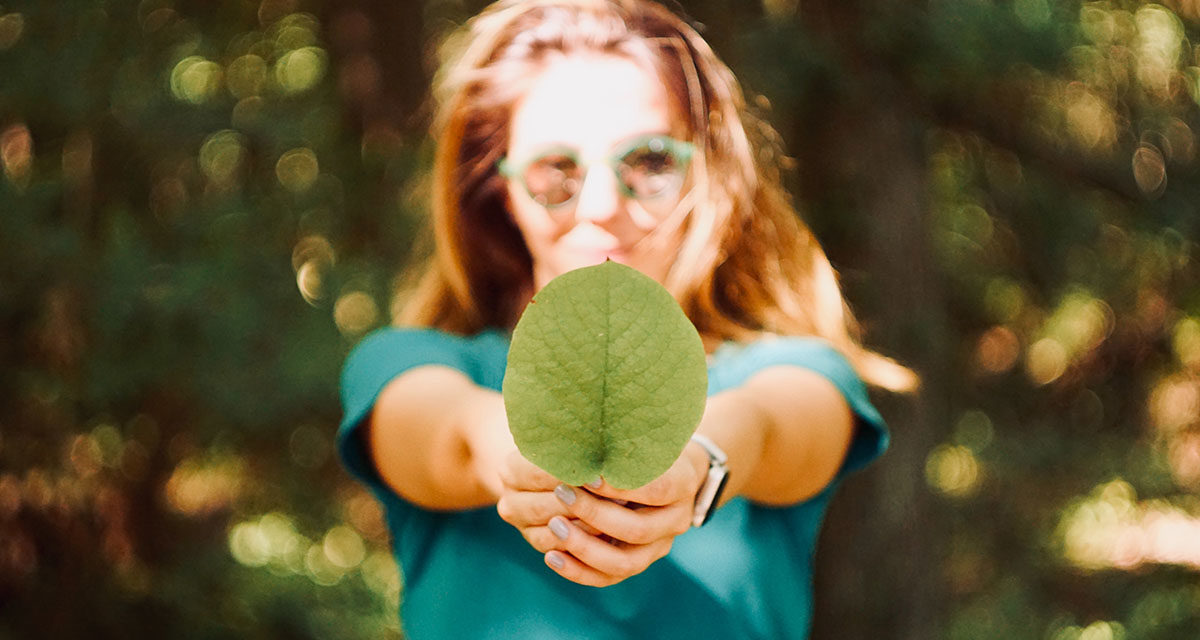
left=572, top=164, right=622, bottom=224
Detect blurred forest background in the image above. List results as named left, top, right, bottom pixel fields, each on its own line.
left=1, top=0, right=1198, bottom=638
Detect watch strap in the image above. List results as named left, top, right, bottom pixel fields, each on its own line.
left=689, top=434, right=730, bottom=527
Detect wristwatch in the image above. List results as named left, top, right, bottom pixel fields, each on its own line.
left=689, top=434, right=730, bottom=527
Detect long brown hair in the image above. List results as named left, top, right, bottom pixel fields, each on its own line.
left=397, top=0, right=916, bottom=391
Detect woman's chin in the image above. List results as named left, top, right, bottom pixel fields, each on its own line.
left=564, top=250, right=628, bottom=270
left=536, top=252, right=669, bottom=288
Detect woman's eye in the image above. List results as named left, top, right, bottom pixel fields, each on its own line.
left=623, top=149, right=675, bottom=175
left=526, top=155, right=577, bottom=184
left=536, top=154, right=577, bottom=173
left=619, top=149, right=681, bottom=197
left=526, top=154, right=581, bottom=206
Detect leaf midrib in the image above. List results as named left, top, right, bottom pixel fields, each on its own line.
left=598, top=261, right=611, bottom=469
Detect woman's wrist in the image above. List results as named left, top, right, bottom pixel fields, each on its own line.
left=692, top=386, right=771, bottom=503
left=457, top=389, right=515, bottom=500
left=684, top=438, right=712, bottom=494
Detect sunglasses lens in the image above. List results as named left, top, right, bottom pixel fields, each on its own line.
left=617, top=141, right=685, bottom=199
left=524, top=153, right=581, bottom=207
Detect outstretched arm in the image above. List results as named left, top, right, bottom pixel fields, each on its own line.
left=365, top=365, right=515, bottom=510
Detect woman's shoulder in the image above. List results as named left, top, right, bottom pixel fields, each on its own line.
left=712, top=334, right=888, bottom=479
left=709, top=334, right=859, bottom=388
left=347, top=325, right=508, bottom=358
left=340, top=325, right=511, bottom=400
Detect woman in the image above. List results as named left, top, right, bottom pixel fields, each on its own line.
left=338, top=0, right=914, bottom=637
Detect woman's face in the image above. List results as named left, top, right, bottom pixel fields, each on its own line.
left=504, top=53, right=689, bottom=290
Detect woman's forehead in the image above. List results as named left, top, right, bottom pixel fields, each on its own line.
left=507, top=52, right=675, bottom=154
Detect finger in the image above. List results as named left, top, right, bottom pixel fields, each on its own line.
left=583, top=470, right=693, bottom=507
left=545, top=550, right=622, bottom=588
left=549, top=517, right=673, bottom=581
left=556, top=484, right=691, bottom=544
left=496, top=491, right=571, bottom=528
left=517, top=518, right=599, bottom=553
left=498, top=450, right=561, bottom=491
left=520, top=525, right=561, bottom=554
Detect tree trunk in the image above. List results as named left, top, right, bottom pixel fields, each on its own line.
left=792, top=1, right=951, bottom=639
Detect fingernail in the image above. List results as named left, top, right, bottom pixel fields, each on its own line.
left=546, top=551, right=565, bottom=570
left=586, top=478, right=603, bottom=489
left=549, top=517, right=569, bottom=541
left=554, top=484, right=576, bottom=506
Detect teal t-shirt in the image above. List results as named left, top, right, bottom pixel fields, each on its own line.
left=338, top=327, right=888, bottom=640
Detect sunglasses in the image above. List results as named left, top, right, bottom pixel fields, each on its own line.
left=498, top=134, right=694, bottom=212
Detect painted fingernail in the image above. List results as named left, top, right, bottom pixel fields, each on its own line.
left=546, top=551, right=565, bottom=570
left=554, top=484, right=576, bottom=506
left=549, top=517, right=569, bottom=541
left=586, top=478, right=603, bottom=489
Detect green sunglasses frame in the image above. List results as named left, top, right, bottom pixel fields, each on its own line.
left=497, top=134, right=695, bottom=208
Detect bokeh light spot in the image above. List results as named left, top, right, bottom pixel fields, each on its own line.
left=1163, top=117, right=1195, bottom=164
left=275, top=147, right=319, bottom=193
left=296, top=262, right=324, bottom=306
left=1079, top=6, right=1116, bottom=45
left=925, top=444, right=981, bottom=498
left=258, top=0, right=299, bottom=26
left=1132, top=143, right=1167, bottom=196
left=258, top=512, right=299, bottom=548
left=292, top=235, right=335, bottom=305
left=1168, top=433, right=1200, bottom=488
left=67, top=435, right=102, bottom=478
left=1039, top=291, right=1113, bottom=361
left=983, top=278, right=1026, bottom=324
left=274, top=46, right=326, bottom=95
left=91, top=423, right=124, bottom=469
left=975, top=326, right=1021, bottom=375
left=323, top=526, right=365, bottom=569
left=1, top=123, right=33, bottom=188
left=305, top=542, right=344, bottom=586
left=225, top=54, right=268, bottom=99
left=953, top=410, right=994, bottom=452
left=199, top=130, right=246, bottom=186
left=164, top=455, right=246, bottom=516
left=333, top=291, right=379, bottom=336
left=231, top=96, right=266, bottom=129
left=1135, top=5, right=1184, bottom=95
left=170, top=56, right=223, bottom=104
left=1058, top=479, right=1200, bottom=572
left=229, top=522, right=271, bottom=567
left=289, top=424, right=330, bottom=468
left=360, top=551, right=402, bottom=601
left=275, top=22, right=317, bottom=52
left=1149, top=375, right=1199, bottom=433
left=1172, top=317, right=1200, bottom=369
left=0, top=13, right=25, bottom=50
left=1066, top=85, right=1117, bottom=150
left=1027, top=338, right=1068, bottom=385
left=344, top=491, right=386, bottom=541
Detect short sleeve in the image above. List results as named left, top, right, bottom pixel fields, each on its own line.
left=336, top=327, right=509, bottom=496
left=711, top=337, right=889, bottom=479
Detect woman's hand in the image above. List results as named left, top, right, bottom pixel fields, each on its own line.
left=496, top=445, right=709, bottom=587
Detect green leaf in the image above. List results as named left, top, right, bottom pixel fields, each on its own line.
left=502, top=260, right=708, bottom=489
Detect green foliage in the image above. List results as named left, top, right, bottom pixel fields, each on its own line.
left=503, top=261, right=708, bottom=489
left=0, top=0, right=402, bottom=638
